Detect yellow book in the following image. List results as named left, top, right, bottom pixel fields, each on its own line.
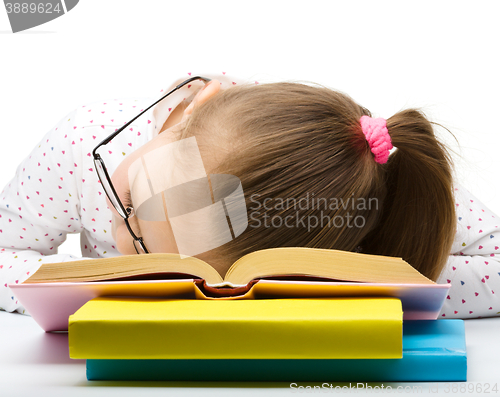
left=69, top=297, right=403, bottom=360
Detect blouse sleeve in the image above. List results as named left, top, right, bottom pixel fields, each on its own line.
left=437, top=184, right=500, bottom=318
left=0, top=108, right=88, bottom=315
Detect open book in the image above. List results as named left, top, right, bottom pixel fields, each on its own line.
left=11, top=248, right=450, bottom=331
left=24, top=247, right=435, bottom=286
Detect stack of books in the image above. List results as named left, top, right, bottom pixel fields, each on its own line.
left=10, top=248, right=467, bottom=382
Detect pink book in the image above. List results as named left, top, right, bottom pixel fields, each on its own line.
left=10, top=279, right=450, bottom=332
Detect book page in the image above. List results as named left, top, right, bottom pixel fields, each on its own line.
left=225, top=247, right=434, bottom=285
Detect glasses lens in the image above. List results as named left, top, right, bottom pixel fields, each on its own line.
left=94, top=158, right=127, bottom=218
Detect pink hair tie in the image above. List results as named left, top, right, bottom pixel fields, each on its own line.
left=360, top=115, right=393, bottom=164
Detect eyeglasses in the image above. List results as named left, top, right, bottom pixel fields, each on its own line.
left=92, top=76, right=212, bottom=254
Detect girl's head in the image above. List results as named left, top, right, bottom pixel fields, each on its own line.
left=112, top=79, right=456, bottom=281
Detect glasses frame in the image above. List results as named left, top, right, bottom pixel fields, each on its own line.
left=92, top=75, right=212, bottom=254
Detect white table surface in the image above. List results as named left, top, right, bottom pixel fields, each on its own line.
left=1, top=311, right=499, bottom=397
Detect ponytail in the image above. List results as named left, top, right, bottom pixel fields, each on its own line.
left=361, top=109, right=456, bottom=281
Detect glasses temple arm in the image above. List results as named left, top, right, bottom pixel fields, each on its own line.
left=92, top=76, right=211, bottom=158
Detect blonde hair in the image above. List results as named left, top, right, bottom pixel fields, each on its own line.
left=177, top=82, right=456, bottom=281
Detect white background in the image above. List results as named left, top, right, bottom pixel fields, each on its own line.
left=1, top=0, right=499, bottom=257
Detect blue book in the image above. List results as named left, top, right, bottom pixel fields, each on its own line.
left=86, top=320, right=466, bottom=382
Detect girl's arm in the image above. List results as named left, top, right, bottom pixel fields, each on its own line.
left=437, top=184, right=500, bottom=318
left=0, top=108, right=86, bottom=314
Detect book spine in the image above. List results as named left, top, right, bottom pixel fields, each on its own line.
left=69, top=298, right=403, bottom=360
left=86, top=354, right=467, bottom=382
